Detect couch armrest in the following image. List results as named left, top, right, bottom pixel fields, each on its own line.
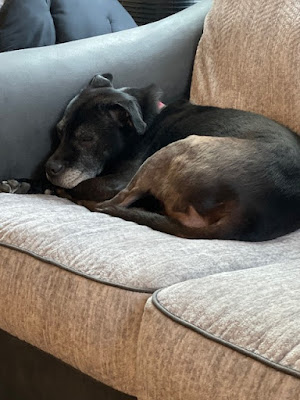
left=0, top=0, right=211, bottom=180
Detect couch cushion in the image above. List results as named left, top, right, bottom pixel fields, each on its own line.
left=0, top=0, right=56, bottom=51
left=1, top=193, right=300, bottom=395
left=0, top=0, right=136, bottom=52
left=50, top=0, right=136, bottom=43
left=0, top=244, right=148, bottom=396
left=1, top=194, right=300, bottom=291
left=190, top=0, right=300, bottom=134
left=137, top=262, right=300, bottom=399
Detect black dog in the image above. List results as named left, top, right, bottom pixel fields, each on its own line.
left=2, top=74, right=300, bottom=241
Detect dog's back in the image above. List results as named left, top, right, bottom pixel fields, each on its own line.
left=143, top=100, right=299, bottom=157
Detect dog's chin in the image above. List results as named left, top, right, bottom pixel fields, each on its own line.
left=46, top=169, right=97, bottom=189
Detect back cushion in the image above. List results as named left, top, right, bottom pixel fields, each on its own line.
left=190, top=0, right=300, bottom=134
left=0, top=0, right=136, bottom=52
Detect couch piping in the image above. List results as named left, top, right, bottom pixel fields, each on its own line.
left=0, top=241, right=155, bottom=294
left=152, top=290, right=300, bottom=379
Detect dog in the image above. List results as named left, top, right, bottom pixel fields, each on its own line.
left=2, top=73, right=300, bottom=241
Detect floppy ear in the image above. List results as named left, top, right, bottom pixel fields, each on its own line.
left=109, top=99, right=147, bottom=135
left=120, top=84, right=163, bottom=126
left=89, top=73, right=113, bottom=88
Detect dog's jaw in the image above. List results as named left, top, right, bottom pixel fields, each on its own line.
left=46, top=168, right=100, bottom=189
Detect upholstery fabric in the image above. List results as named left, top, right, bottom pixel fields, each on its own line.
left=0, top=0, right=56, bottom=51
left=51, top=0, right=136, bottom=43
left=0, top=244, right=148, bottom=395
left=190, top=0, right=300, bottom=134
left=137, top=263, right=300, bottom=399
left=1, top=193, right=300, bottom=394
left=1, top=194, right=300, bottom=291
left=0, top=0, right=136, bottom=52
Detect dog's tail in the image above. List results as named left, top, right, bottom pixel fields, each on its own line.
left=99, top=206, right=241, bottom=240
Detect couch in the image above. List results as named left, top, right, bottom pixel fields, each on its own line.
left=0, top=0, right=299, bottom=399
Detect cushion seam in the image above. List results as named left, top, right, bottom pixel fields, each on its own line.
left=0, top=241, right=154, bottom=294
left=152, top=289, right=300, bottom=379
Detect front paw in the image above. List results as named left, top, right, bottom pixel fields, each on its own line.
left=94, top=199, right=114, bottom=211
left=0, top=179, right=31, bottom=194
left=76, top=199, right=99, bottom=211
left=97, top=205, right=128, bottom=219
left=55, top=188, right=74, bottom=201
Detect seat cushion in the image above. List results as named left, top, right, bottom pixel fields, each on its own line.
left=2, top=194, right=300, bottom=291
left=138, top=261, right=300, bottom=399
left=190, top=0, right=300, bottom=134
left=1, top=193, right=300, bottom=394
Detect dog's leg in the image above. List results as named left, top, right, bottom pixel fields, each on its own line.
left=97, top=204, right=239, bottom=240
left=77, top=187, right=144, bottom=212
left=97, top=188, right=144, bottom=208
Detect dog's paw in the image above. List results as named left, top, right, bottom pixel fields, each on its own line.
left=55, top=188, right=74, bottom=200
left=97, top=205, right=127, bottom=218
left=76, top=199, right=99, bottom=211
left=94, top=200, right=113, bottom=211
left=0, top=179, right=31, bottom=194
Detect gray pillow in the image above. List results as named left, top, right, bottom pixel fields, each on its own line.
left=0, top=0, right=136, bottom=52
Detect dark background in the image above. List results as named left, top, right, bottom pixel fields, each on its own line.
left=120, top=0, right=201, bottom=25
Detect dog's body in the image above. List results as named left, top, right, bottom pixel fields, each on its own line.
left=96, top=129, right=300, bottom=241
left=3, top=74, right=300, bottom=241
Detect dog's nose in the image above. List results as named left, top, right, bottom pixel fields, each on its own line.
left=46, top=160, right=64, bottom=176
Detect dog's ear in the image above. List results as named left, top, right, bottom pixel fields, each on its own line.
left=108, top=99, right=147, bottom=135
left=89, top=73, right=113, bottom=88
left=121, top=84, right=163, bottom=126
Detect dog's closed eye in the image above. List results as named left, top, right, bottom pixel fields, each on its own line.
left=76, top=134, right=94, bottom=143
left=74, top=126, right=96, bottom=143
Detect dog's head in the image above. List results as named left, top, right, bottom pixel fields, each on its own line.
left=45, top=73, right=161, bottom=189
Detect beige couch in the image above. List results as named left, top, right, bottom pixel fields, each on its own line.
left=0, top=0, right=299, bottom=399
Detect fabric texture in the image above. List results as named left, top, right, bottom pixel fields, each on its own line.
left=155, top=262, right=300, bottom=376
left=0, top=0, right=56, bottom=51
left=1, top=194, right=300, bottom=291
left=1, top=193, right=299, bottom=395
left=138, top=297, right=300, bottom=400
left=0, top=245, right=148, bottom=396
left=190, top=0, right=300, bottom=134
left=137, top=262, right=300, bottom=400
left=0, top=0, right=136, bottom=52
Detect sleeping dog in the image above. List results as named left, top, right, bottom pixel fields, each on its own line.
left=3, top=74, right=300, bottom=241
